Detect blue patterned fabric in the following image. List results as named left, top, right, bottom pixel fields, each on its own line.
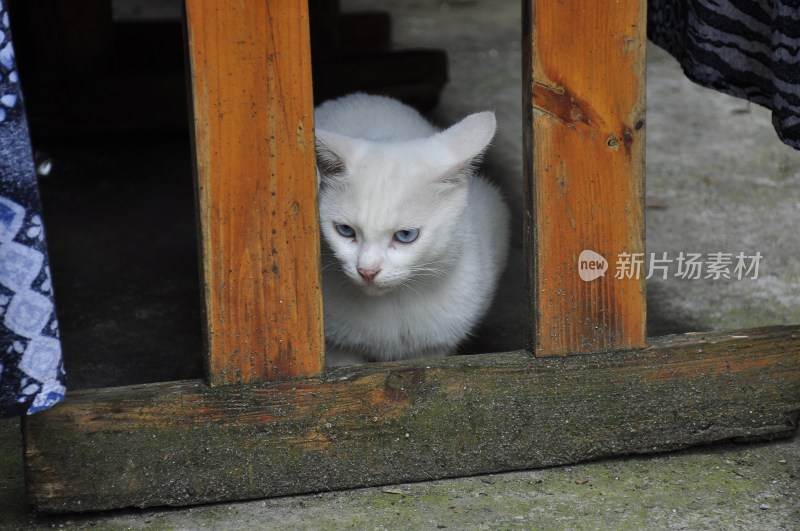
left=648, top=0, right=800, bottom=150
left=0, top=0, right=65, bottom=418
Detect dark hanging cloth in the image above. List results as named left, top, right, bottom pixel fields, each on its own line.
left=648, top=0, right=800, bottom=150
left=0, top=0, right=66, bottom=418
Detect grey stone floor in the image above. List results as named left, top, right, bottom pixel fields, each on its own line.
left=1, top=0, right=799, bottom=529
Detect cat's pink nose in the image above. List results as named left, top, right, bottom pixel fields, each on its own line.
left=357, top=268, right=380, bottom=283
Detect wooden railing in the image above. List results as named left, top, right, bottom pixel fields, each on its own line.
left=22, top=0, right=799, bottom=512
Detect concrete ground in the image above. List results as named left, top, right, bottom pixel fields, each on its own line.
left=1, top=0, right=799, bottom=528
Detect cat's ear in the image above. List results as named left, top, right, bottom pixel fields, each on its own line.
left=432, top=111, right=496, bottom=183
left=315, top=129, right=359, bottom=180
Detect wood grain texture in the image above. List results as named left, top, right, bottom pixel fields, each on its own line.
left=523, top=0, right=647, bottom=356
left=185, top=0, right=324, bottom=384
left=23, top=326, right=800, bottom=512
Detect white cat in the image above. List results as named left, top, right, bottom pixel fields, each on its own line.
left=315, top=93, right=509, bottom=366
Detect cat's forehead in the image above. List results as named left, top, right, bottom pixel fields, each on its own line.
left=347, top=143, right=435, bottom=188
left=334, top=171, right=434, bottom=235
left=351, top=180, right=430, bottom=232
left=318, top=138, right=456, bottom=237
left=352, top=141, right=438, bottom=177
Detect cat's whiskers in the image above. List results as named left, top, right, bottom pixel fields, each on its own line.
left=409, top=267, right=450, bottom=280
left=400, top=274, right=442, bottom=293
left=410, top=259, right=456, bottom=278
left=412, top=266, right=447, bottom=274
left=413, top=258, right=454, bottom=269
left=320, top=261, right=344, bottom=273
left=398, top=278, right=425, bottom=298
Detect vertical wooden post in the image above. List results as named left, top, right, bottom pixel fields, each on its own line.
left=185, top=0, right=324, bottom=385
left=523, top=0, right=647, bottom=356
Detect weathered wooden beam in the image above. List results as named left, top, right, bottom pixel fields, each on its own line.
left=185, top=0, right=324, bottom=384
left=523, top=0, right=647, bottom=356
left=23, top=326, right=800, bottom=512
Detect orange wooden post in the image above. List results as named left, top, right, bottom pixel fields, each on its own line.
left=523, top=0, right=647, bottom=356
left=184, top=0, right=324, bottom=384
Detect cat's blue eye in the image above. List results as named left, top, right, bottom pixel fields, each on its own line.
left=394, top=228, right=420, bottom=244
left=334, top=223, right=356, bottom=238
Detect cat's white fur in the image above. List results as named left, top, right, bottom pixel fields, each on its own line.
left=315, top=93, right=509, bottom=366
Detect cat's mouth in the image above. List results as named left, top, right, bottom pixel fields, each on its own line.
left=359, top=282, right=394, bottom=296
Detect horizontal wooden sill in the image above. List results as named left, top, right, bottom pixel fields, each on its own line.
left=24, top=325, right=800, bottom=512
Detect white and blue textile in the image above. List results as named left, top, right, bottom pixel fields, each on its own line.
left=0, top=0, right=64, bottom=418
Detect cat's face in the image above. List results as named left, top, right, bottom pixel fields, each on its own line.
left=319, top=150, right=467, bottom=295
left=316, top=112, right=496, bottom=295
